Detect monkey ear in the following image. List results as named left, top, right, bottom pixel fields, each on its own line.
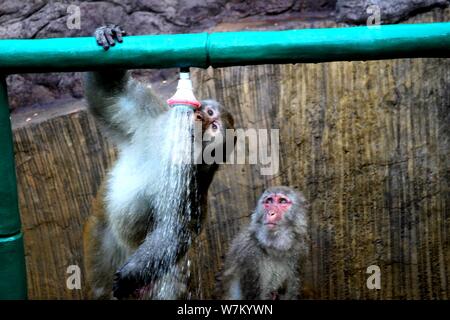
left=302, top=199, right=310, bottom=210
left=296, top=191, right=309, bottom=209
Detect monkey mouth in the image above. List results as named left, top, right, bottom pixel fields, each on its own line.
left=264, top=222, right=277, bottom=229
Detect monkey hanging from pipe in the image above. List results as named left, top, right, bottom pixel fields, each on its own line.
left=82, top=25, right=235, bottom=299
left=220, top=186, right=309, bottom=300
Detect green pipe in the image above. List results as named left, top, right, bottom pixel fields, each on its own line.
left=0, top=233, right=27, bottom=299
left=0, top=76, right=21, bottom=236
left=0, top=76, right=27, bottom=299
left=0, top=22, right=450, bottom=73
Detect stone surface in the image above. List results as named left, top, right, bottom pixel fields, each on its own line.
left=336, top=0, right=449, bottom=24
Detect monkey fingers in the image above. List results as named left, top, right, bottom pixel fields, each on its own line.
left=94, top=25, right=127, bottom=51
left=110, top=25, right=126, bottom=43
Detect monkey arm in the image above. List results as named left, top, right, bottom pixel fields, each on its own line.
left=222, top=259, right=260, bottom=300
left=84, top=70, right=131, bottom=141
left=84, top=25, right=166, bottom=142
left=84, top=69, right=128, bottom=119
left=222, top=232, right=262, bottom=300
left=284, top=275, right=300, bottom=300
left=112, top=221, right=190, bottom=299
left=84, top=70, right=167, bottom=142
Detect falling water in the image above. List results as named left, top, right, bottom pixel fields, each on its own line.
left=148, top=106, right=199, bottom=299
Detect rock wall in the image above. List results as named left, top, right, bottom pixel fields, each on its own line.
left=337, top=0, right=449, bottom=24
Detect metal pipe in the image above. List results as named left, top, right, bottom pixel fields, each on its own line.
left=0, top=76, right=21, bottom=236
left=0, top=233, right=27, bottom=299
left=0, top=76, right=27, bottom=299
left=0, top=22, right=449, bottom=73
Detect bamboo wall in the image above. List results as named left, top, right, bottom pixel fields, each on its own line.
left=12, top=10, right=449, bottom=299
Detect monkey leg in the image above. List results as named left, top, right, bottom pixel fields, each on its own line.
left=83, top=215, right=129, bottom=299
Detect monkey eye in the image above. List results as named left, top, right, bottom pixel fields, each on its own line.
left=279, top=198, right=288, bottom=204
left=211, top=121, right=218, bottom=130
left=207, top=109, right=214, bottom=116
left=265, top=197, right=274, bottom=204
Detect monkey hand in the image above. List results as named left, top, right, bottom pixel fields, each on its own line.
left=113, top=259, right=149, bottom=300
left=113, top=229, right=183, bottom=299
left=112, top=246, right=167, bottom=299
left=94, top=25, right=126, bottom=51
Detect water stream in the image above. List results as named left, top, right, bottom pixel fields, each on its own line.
left=148, top=106, right=199, bottom=299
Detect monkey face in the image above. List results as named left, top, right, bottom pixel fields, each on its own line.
left=194, top=101, right=221, bottom=136
left=195, top=99, right=234, bottom=136
left=262, top=194, right=293, bottom=229
left=252, top=186, right=308, bottom=251
left=193, top=99, right=235, bottom=163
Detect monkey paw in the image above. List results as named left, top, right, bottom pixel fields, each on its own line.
left=112, top=262, right=143, bottom=299
left=94, top=25, right=126, bottom=51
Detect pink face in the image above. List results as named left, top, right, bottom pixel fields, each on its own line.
left=262, top=193, right=292, bottom=229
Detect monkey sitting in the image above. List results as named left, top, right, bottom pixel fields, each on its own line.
left=82, top=25, right=235, bottom=299
left=221, top=186, right=309, bottom=300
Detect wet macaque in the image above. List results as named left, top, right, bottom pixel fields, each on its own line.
left=83, top=25, right=234, bottom=299
left=221, top=186, right=308, bottom=300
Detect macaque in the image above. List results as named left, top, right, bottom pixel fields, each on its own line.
left=221, top=186, right=308, bottom=300
left=82, top=25, right=234, bottom=299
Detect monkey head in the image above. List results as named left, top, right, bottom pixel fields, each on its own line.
left=193, top=99, right=235, bottom=164
left=251, top=186, right=308, bottom=252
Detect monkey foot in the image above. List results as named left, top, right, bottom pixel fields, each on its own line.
left=112, top=270, right=141, bottom=300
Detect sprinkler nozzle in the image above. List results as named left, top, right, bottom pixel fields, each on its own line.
left=167, top=71, right=201, bottom=109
